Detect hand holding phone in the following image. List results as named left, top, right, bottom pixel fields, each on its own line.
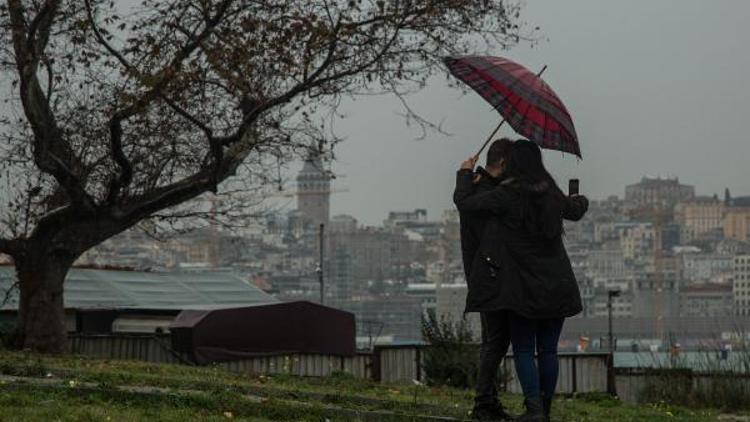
left=568, top=179, right=580, bottom=196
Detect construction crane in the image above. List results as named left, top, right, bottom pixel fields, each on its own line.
left=628, top=205, right=674, bottom=343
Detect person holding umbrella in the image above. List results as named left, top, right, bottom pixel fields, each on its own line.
left=454, top=140, right=588, bottom=421
left=445, top=56, right=587, bottom=421
left=458, top=138, right=515, bottom=421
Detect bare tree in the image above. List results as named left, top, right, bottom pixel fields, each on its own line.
left=0, top=0, right=527, bottom=352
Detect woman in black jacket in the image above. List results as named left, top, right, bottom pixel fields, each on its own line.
left=454, top=140, right=588, bottom=422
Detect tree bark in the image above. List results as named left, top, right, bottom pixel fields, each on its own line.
left=14, top=247, right=74, bottom=353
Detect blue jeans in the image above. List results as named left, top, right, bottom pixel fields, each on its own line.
left=509, top=313, right=564, bottom=401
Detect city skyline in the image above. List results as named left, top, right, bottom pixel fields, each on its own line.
left=281, top=170, right=748, bottom=228
left=68, top=168, right=750, bottom=344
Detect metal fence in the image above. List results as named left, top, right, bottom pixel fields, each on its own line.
left=69, top=333, right=180, bottom=363
left=69, top=334, right=373, bottom=377
left=68, top=334, right=613, bottom=393
left=372, top=345, right=612, bottom=393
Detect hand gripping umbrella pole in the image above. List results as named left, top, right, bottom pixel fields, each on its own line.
left=473, top=65, right=548, bottom=160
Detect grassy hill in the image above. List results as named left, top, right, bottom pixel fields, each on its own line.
left=0, top=350, right=740, bottom=421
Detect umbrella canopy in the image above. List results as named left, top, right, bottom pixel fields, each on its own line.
left=445, top=56, right=580, bottom=157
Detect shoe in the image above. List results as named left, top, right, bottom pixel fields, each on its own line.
left=515, top=397, right=547, bottom=422
left=472, top=403, right=516, bottom=421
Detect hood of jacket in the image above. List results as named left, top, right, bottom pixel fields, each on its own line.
left=501, top=176, right=553, bottom=197
left=502, top=176, right=564, bottom=239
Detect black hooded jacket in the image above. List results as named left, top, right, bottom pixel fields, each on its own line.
left=453, top=169, right=589, bottom=319
left=458, top=166, right=502, bottom=279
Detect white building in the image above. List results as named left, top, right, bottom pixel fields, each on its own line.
left=733, top=255, right=750, bottom=316
left=679, top=283, right=733, bottom=317
left=591, top=292, right=633, bottom=318
left=681, top=253, right=734, bottom=284
left=586, top=244, right=627, bottom=279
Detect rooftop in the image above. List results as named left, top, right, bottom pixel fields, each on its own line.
left=730, top=196, right=750, bottom=207
left=0, top=266, right=277, bottom=311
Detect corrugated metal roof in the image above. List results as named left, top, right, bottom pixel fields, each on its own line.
left=0, top=267, right=277, bottom=311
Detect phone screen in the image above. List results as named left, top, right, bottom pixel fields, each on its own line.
left=569, top=179, right=580, bottom=196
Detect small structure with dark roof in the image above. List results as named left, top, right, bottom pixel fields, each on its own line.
left=170, top=301, right=356, bottom=364
left=0, top=267, right=356, bottom=363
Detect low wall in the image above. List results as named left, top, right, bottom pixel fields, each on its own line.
left=68, top=334, right=612, bottom=394
left=73, top=334, right=749, bottom=403
left=69, top=334, right=372, bottom=377
left=69, top=333, right=181, bottom=363
left=615, top=368, right=750, bottom=404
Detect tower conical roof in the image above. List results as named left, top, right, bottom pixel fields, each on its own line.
left=297, top=155, right=328, bottom=181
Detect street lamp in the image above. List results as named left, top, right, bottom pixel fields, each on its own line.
left=318, top=224, right=325, bottom=305
left=607, top=289, right=621, bottom=353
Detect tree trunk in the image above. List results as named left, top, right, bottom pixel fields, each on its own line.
left=14, top=248, right=74, bottom=353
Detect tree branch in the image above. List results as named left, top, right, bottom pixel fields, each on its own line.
left=104, top=115, right=133, bottom=204
left=83, top=0, right=132, bottom=70
left=6, top=0, right=95, bottom=210
left=103, top=0, right=234, bottom=203
left=217, top=21, right=343, bottom=146
left=122, top=132, right=259, bottom=223
left=26, top=0, right=57, bottom=59
left=219, top=13, right=405, bottom=147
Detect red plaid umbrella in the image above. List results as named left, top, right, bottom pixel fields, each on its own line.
left=444, top=56, right=580, bottom=158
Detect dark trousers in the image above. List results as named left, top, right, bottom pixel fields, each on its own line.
left=508, top=313, right=565, bottom=402
left=474, top=311, right=511, bottom=408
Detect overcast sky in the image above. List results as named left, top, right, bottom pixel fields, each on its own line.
left=3, top=1, right=748, bottom=228
left=303, top=0, right=750, bottom=225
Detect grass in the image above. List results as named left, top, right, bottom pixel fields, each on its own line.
left=0, top=350, right=740, bottom=421
left=0, top=385, right=273, bottom=422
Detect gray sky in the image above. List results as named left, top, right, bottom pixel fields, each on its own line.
left=314, top=0, right=750, bottom=225
left=3, top=1, right=748, bottom=228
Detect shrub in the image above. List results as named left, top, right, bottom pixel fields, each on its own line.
left=420, top=310, right=479, bottom=389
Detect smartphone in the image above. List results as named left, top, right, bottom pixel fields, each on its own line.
left=568, top=179, right=580, bottom=196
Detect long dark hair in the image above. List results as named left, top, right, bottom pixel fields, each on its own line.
left=504, top=140, right=565, bottom=239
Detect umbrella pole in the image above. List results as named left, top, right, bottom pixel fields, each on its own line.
left=474, top=119, right=507, bottom=159
left=473, top=65, right=549, bottom=160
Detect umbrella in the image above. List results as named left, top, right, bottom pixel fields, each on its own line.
left=444, top=56, right=580, bottom=158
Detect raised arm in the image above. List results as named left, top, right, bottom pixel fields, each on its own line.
left=456, top=174, right=479, bottom=279
left=453, top=169, right=476, bottom=206
left=562, top=195, right=589, bottom=221
left=453, top=169, right=512, bottom=214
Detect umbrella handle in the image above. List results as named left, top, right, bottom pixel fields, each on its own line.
left=473, top=64, right=549, bottom=160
